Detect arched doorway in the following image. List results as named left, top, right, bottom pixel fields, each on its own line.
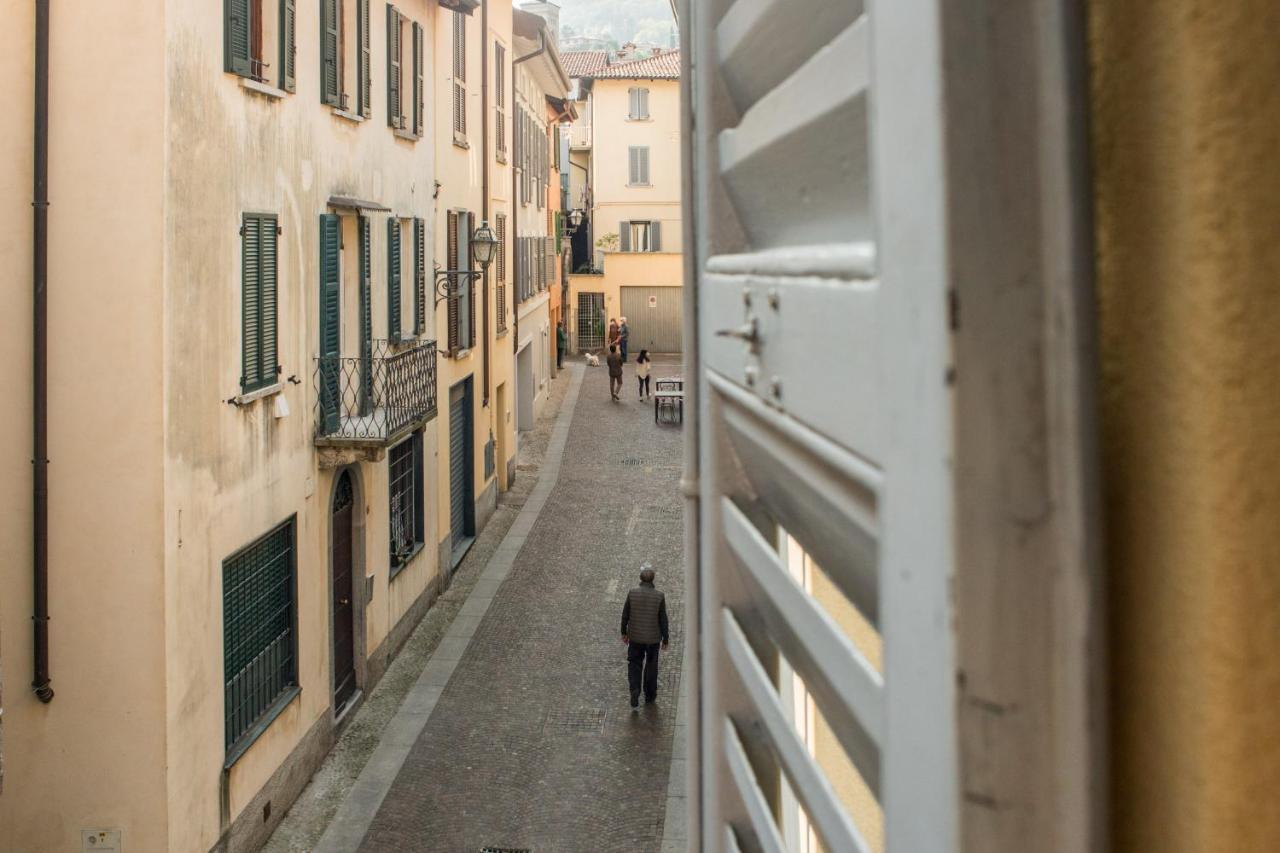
left=331, top=470, right=357, bottom=712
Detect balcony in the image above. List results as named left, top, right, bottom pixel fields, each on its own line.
left=313, top=339, right=438, bottom=463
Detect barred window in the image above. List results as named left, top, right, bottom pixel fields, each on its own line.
left=223, top=518, right=298, bottom=759
left=389, top=431, right=425, bottom=574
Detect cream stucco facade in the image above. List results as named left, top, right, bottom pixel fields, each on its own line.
left=0, top=1, right=507, bottom=850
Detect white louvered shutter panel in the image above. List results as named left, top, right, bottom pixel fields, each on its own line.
left=686, top=1, right=1103, bottom=852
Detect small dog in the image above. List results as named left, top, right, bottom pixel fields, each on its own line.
left=585, top=351, right=601, bottom=367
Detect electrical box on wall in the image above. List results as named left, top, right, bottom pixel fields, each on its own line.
left=82, top=829, right=122, bottom=852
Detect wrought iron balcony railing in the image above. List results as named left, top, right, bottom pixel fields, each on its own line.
left=313, top=338, right=438, bottom=446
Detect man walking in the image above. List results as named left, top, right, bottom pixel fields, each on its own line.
left=621, top=565, right=670, bottom=709
left=619, top=317, right=630, bottom=363
left=556, top=321, right=567, bottom=369
left=607, top=344, right=624, bottom=401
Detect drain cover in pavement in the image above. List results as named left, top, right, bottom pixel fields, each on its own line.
left=481, top=848, right=531, bottom=852
left=543, top=707, right=606, bottom=734
left=621, top=458, right=646, bottom=466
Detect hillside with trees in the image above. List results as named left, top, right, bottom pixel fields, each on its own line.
left=556, top=0, right=677, bottom=48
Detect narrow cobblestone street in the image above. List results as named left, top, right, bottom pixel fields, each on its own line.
left=268, top=357, right=686, bottom=853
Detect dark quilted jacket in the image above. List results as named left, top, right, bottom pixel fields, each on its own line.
left=621, top=582, right=669, bottom=644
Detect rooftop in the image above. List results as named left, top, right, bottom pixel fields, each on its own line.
left=561, top=49, right=681, bottom=82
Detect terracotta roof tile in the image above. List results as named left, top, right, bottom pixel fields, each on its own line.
left=595, top=50, right=681, bottom=80
left=561, top=50, right=610, bottom=79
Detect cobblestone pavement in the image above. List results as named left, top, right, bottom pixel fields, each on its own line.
left=263, top=370, right=573, bottom=853
left=358, top=354, right=686, bottom=853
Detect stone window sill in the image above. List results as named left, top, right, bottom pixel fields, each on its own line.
left=389, top=542, right=425, bottom=580
left=239, top=77, right=288, bottom=100
left=453, top=134, right=470, bottom=150
left=332, top=106, right=365, bottom=123
left=394, top=128, right=421, bottom=142
left=232, top=382, right=284, bottom=407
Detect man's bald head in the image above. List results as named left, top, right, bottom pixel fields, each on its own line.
left=640, top=568, right=656, bottom=584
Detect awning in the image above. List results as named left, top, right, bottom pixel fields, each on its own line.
left=327, top=195, right=392, bottom=212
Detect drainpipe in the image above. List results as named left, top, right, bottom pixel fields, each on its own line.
left=32, top=0, right=54, bottom=704
left=481, top=0, right=490, bottom=408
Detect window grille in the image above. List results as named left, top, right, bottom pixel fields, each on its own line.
left=223, top=518, right=297, bottom=754
left=389, top=432, right=424, bottom=572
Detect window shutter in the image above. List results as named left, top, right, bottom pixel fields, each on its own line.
left=413, top=22, right=424, bottom=137
left=620, top=222, right=631, bottom=253
left=640, top=147, right=651, bottom=184
left=321, top=0, right=339, bottom=106
left=650, top=220, right=662, bottom=252
left=241, top=215, right=262, bottom=391
left=452, top=12, right=466, bottom=137
left=447, top=211, right=459, bottom=352
left=413, top=217, right=426, bottom=336
left=628, top=147, right=639, bottom=184
left=318, top=214, right=341, bottom=432
left=496, top=214, right=506, bottom=283
left=387, top=219, right=402, bottom=341
left=358, top=0, right=371, bottom=117
left=629, top=87, right=637, bottom=117
left=387, top=6, right=401, bottom=128
left=280, top=0, right=297, bottom=92
left=639, top=88, right=649, bottom=119
left=359, top=216, right=373, bottom=411
left=225, top=0, right=253, bottom=77
left=260, top=217, right=278, bottom=385
left=464, top=212, right=476, bottom=349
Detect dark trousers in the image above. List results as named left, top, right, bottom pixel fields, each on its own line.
left=620, top=340, right=629, bottom=362
left=557, top=346, right=564, bottom=369
left=628, top=642, right=660, bottom=701
left=610, top=375, right=623, bottom=398
left=638, top=375, right=650, bottom=397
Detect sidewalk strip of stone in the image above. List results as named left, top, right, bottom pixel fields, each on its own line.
left=660, top=684, right=690, bottom=852
left=313, top=365, right=585, bottom=853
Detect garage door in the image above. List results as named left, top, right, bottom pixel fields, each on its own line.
left=621, top=286, right=683, bottom=354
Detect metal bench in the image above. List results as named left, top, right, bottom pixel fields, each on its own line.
left=654, top=378, right=684, bottom=424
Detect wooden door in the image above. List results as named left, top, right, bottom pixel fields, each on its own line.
left=331, top=471, right=357, bottom=712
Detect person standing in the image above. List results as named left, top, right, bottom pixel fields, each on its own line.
left=636, top=349, right=651, bottom=399
left=606, top=345, right=624, bottom=401
left=607, top=318, right=620, bottom=351
left=619, top=317, right=630, bottom=363
left=620, top=565, right=670, bottom=709
left=556, top=321, right=567, bottom=369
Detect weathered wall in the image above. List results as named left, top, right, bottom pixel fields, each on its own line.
left=0, top=1, right=170, bottom=850
left=1089, top=1, right=1280, bottom=850
left=160, top=1, right=442, bottom=850
left=592, top=78, right=681, bottom=250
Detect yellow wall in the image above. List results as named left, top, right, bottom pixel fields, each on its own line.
left=566, top=251, right=683, bottom=352
left=1089, top=2, right=1280, bottom=850
left=591, top=78, right=681, bottom=252
left=0, top=2, right=170, bottom=850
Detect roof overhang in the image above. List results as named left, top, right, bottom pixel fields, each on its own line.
left=438, top=0, right=479, bottom=16
left=513, top=9, right=572, bottom=97
left=328, top=195, right=392, bottom=212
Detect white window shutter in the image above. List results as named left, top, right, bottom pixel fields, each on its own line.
left=686, top=1, right=1103, bottom=852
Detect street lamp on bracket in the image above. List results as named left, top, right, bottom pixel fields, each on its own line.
left=434, top=220, right=500, bottom=306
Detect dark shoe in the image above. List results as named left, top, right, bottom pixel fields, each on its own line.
left=630, top=694, right=640, bottom=710
left=644, top=695, right=656, bottom=705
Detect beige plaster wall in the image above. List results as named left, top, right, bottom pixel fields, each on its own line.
left=433, top=1, right=495, bottom=553
left=489, top=2, right=517, bottom=489
left=1090, top=2, right=1280, bottom=850
left=160, top=1, right=443, bottom=849
left=0, top=2, right=170, bottom=851
left=591, top=78, right=681, bottom=250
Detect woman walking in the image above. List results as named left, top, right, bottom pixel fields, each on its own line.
left=636, top=349, right=652, bottom=400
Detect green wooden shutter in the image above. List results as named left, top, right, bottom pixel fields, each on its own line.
left=280, top=0, right=297, bottom=92
left=413, top=22, right=425, bottom=137
left=387, top=218, right=402, bottom=342
left=358, top=0, right=371, bottom=117
left=446, top=211, right=459, bottom=352
left=359, top=216, right=373, bottom=413
left=387, top=6, right=401, bottom=128
left=414, top=217, right=426, bottom=336
left=241, top=215, right=262, bottom=391
left=321, top=0, right=339, bottom=106
left=319, top=214, right=342, bottom=433
left=225, top=0, right=253, bottom=77
left=260, top=217, right=279, bottom=386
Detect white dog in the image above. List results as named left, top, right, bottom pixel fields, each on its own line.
left=584, top=351, right=601, bottom=367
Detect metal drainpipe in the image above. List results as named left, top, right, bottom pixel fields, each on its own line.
left=32, top=0, right=54, bottom=704
left=512, top=31, right=547, bottom=359
left=481, top=0, right=490, bottom=408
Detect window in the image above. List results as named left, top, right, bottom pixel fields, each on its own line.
left=452, top=11, right=467, bottom=142
left=628, top=87, right=650, bottom=120
left=389, top=432, right=425, bottom=574
left=384, top=6, right=421, bottom=134
left=225, top=0, right=296, bottom=92
left=628, top=146, right=651, bottom=186
left=495, top=44, right=507, bottom=161
left=320, top=0, right=343, bottom=108
left=620, top=220, right=662, bottom=253
left=447, top=210, right=475, bottom=352
left=241, top=213, right=279, bottom=393
left=223, top=518, right=297, bottom=759
left=357, top=0, right=371, bottom=116
left=387, top=218, right=402, bottom=341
